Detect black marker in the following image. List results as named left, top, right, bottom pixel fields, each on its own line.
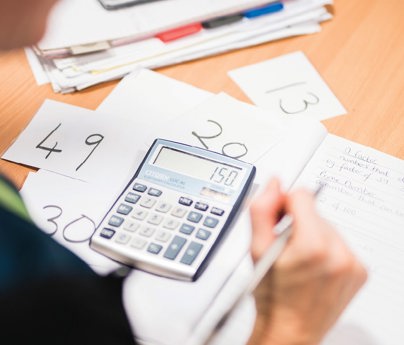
left=202, top=14, right=244, bottom=29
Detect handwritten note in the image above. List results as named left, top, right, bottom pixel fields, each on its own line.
left=293, top=134, right=404, bottom=344
left=150, top=93, right=289, bottom=164
left=228, top=51, right=346, bottom=121
left=2, top=100, right=142, bottom=183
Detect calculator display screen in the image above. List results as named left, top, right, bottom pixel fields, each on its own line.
left=152, top=146, right=244, bottom=189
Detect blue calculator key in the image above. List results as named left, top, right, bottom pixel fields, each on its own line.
left=196, top=229, right=211, bottom=241
left=117, top=203, right=133, bottom=215
left=180, top=242, right=203, bottom=265
left=179, top=223, right=195, bottom=235
left=133, top=183, right=147, bottom=192
left=100, top=228, right=115, bottom=239
left=179, top=197, right=193, bottom=206
left=164, top=236, right=186, bottom=260
left=108, top=215, right=124, bottom=227
left=148, top=243, right=163, bottom=255
left=125, top=192, right=141, bottom=204
left=203, top=216, right=219, bottom=228
left=195, top=202, right=209, bottom=211
left=148, top=188, right=162, bottom=197
left=187, top=211, right=203, bottom=223
left=211, top=207, right=225, bottom=216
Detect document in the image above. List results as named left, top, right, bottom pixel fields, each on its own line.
left=229, top=51, right=346, bottom=120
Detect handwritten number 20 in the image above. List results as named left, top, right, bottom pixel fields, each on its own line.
left=192, top=120, right=248, bottom=159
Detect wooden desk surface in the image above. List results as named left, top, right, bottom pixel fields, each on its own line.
left=0, top=0, right=403, bottom=189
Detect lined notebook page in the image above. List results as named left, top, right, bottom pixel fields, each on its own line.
left=294, top=134, right=404, bottom=345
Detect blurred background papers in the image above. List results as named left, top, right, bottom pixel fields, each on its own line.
left=26, top=0, right=333, bottom=93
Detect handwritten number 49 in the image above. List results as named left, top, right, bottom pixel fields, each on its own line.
left=36, top=123, right=104, bottom=171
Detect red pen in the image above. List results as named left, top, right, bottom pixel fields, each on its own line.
left=156, top=23, right=203, bottom=43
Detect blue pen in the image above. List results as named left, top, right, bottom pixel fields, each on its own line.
left=243, top=1, right=284, bottom=19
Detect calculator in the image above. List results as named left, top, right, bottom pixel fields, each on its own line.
left=90, top=139, right=255, bottom=281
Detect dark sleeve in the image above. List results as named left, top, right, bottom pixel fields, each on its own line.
left=0, top=199, right=137, bottom=345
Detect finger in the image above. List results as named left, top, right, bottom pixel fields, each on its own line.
left=250, top=178, right=286, bottom=261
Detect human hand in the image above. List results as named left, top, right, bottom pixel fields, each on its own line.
left=248, top=178, right=367, bottom=345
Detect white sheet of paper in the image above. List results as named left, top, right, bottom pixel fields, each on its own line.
left=24, top=48, right=50, bottom=85
left=293, top=134, right=404, bottom=345
left=20, top=170, right=122, bottom=275
left=228, top=51, right=346, bottom=121
left=2, top=100, right=142, bottom=183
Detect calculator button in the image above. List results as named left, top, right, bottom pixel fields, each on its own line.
left=210, top=207, right=225, bottom=216
left=108, top=215, right=124, bottom=227
left=100, top=228, right=115, bottom=239
left=140, top=197, right=156, bottom=209
left=180, top=242, right=203, bottom=265
left=196, top=229, right=211, bottom=241
left=163, top=218, right=180, bottom=230
left=203, top=216, right=219, bottom=228
left=148, top=188, right=162, bottom=197
left=148, top=213, right=163, bottom=225
left=155, top=230, right=172, bottom=243
left=133, top=183, right=147, bottom=193
left=187, top=211, right=203, bottom=223
left=148, top=243, right=163, bottom=255
left=195, top=202, right=209, bottom=211
left=117, top=203, right=133, bottom=215
left=171, top=206, right=187, bottom=218
left=125, top=192, right=141, bottom=204
left=155, top=201, right=172, bottom=213
left=123, top=220, right=140, bottom=232
left=179, top=224, right=195, bottom=235
left=115, top=232, right=131, bottom=245
left=131, top=209, right=148, bottom=221
left=179, top=197, right=193, bottom=206
left=131, top=237, right=147, bottom=250
left=164, top=236, right=187, bottom=260
left=139, top=226, right=156, bottom=238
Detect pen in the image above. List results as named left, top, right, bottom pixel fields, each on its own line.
left=204, top=183, right=324, bottom=344
left=243, top=1, right=284, bottom=19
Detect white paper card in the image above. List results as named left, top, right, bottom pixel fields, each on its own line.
left=228, top=51, right=346, bottom=121
left=2, top=100, right=141, bottom=183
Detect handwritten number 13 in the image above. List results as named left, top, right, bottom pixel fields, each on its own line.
left=36, top=123, right=104, bottom=171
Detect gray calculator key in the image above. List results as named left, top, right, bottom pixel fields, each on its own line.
left=148, top=213, right=164, bottom=225
left=140, top=197, right=156, bottom=209
left=187, top=211, right=203, bottom=223
left=117, top=203, right=133, bottom=215
left=179, top=197, right=193, bottom=206
left=164, top=236, right=186, bottom=260
left=115, top=232, right=131, bottom=244
left=171, top=206, right=187, bottom=218
left=131, top=237, right=147, bottom=249
left=155, top=201, right=172, bottom=213
left=125, top=192, right=141, bottom=204
left=195, top=202, right=209, bottom=211
left=100, top=228, right=115, bottom=239
left=155, top=230, right=172, bottom=243
left=163, top=218, right=180, bottom=230
left=148, top=243, right=163, bottom=255
left=179, top=224, right=195, bottom=235
left=123, top=220, right=140, bottom=232
left=139, top=226, right=156, bottom=238
left=131, top=208, right=148, bottom=220
left=180, top=242, right=203, bottom=265
left=211, top=207, right=225, bottom=216
left=108, top=215, right=124, bottom=227
left=133, top=183, right=147, bottom=192
left=148, top=188, right=162, bottom=197
left=203, top=216, right=219, bottom=228
left=196, top=229, right=211, bottom=241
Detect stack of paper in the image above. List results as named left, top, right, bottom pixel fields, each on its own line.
left=27, top=0, right=333, bottom=93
